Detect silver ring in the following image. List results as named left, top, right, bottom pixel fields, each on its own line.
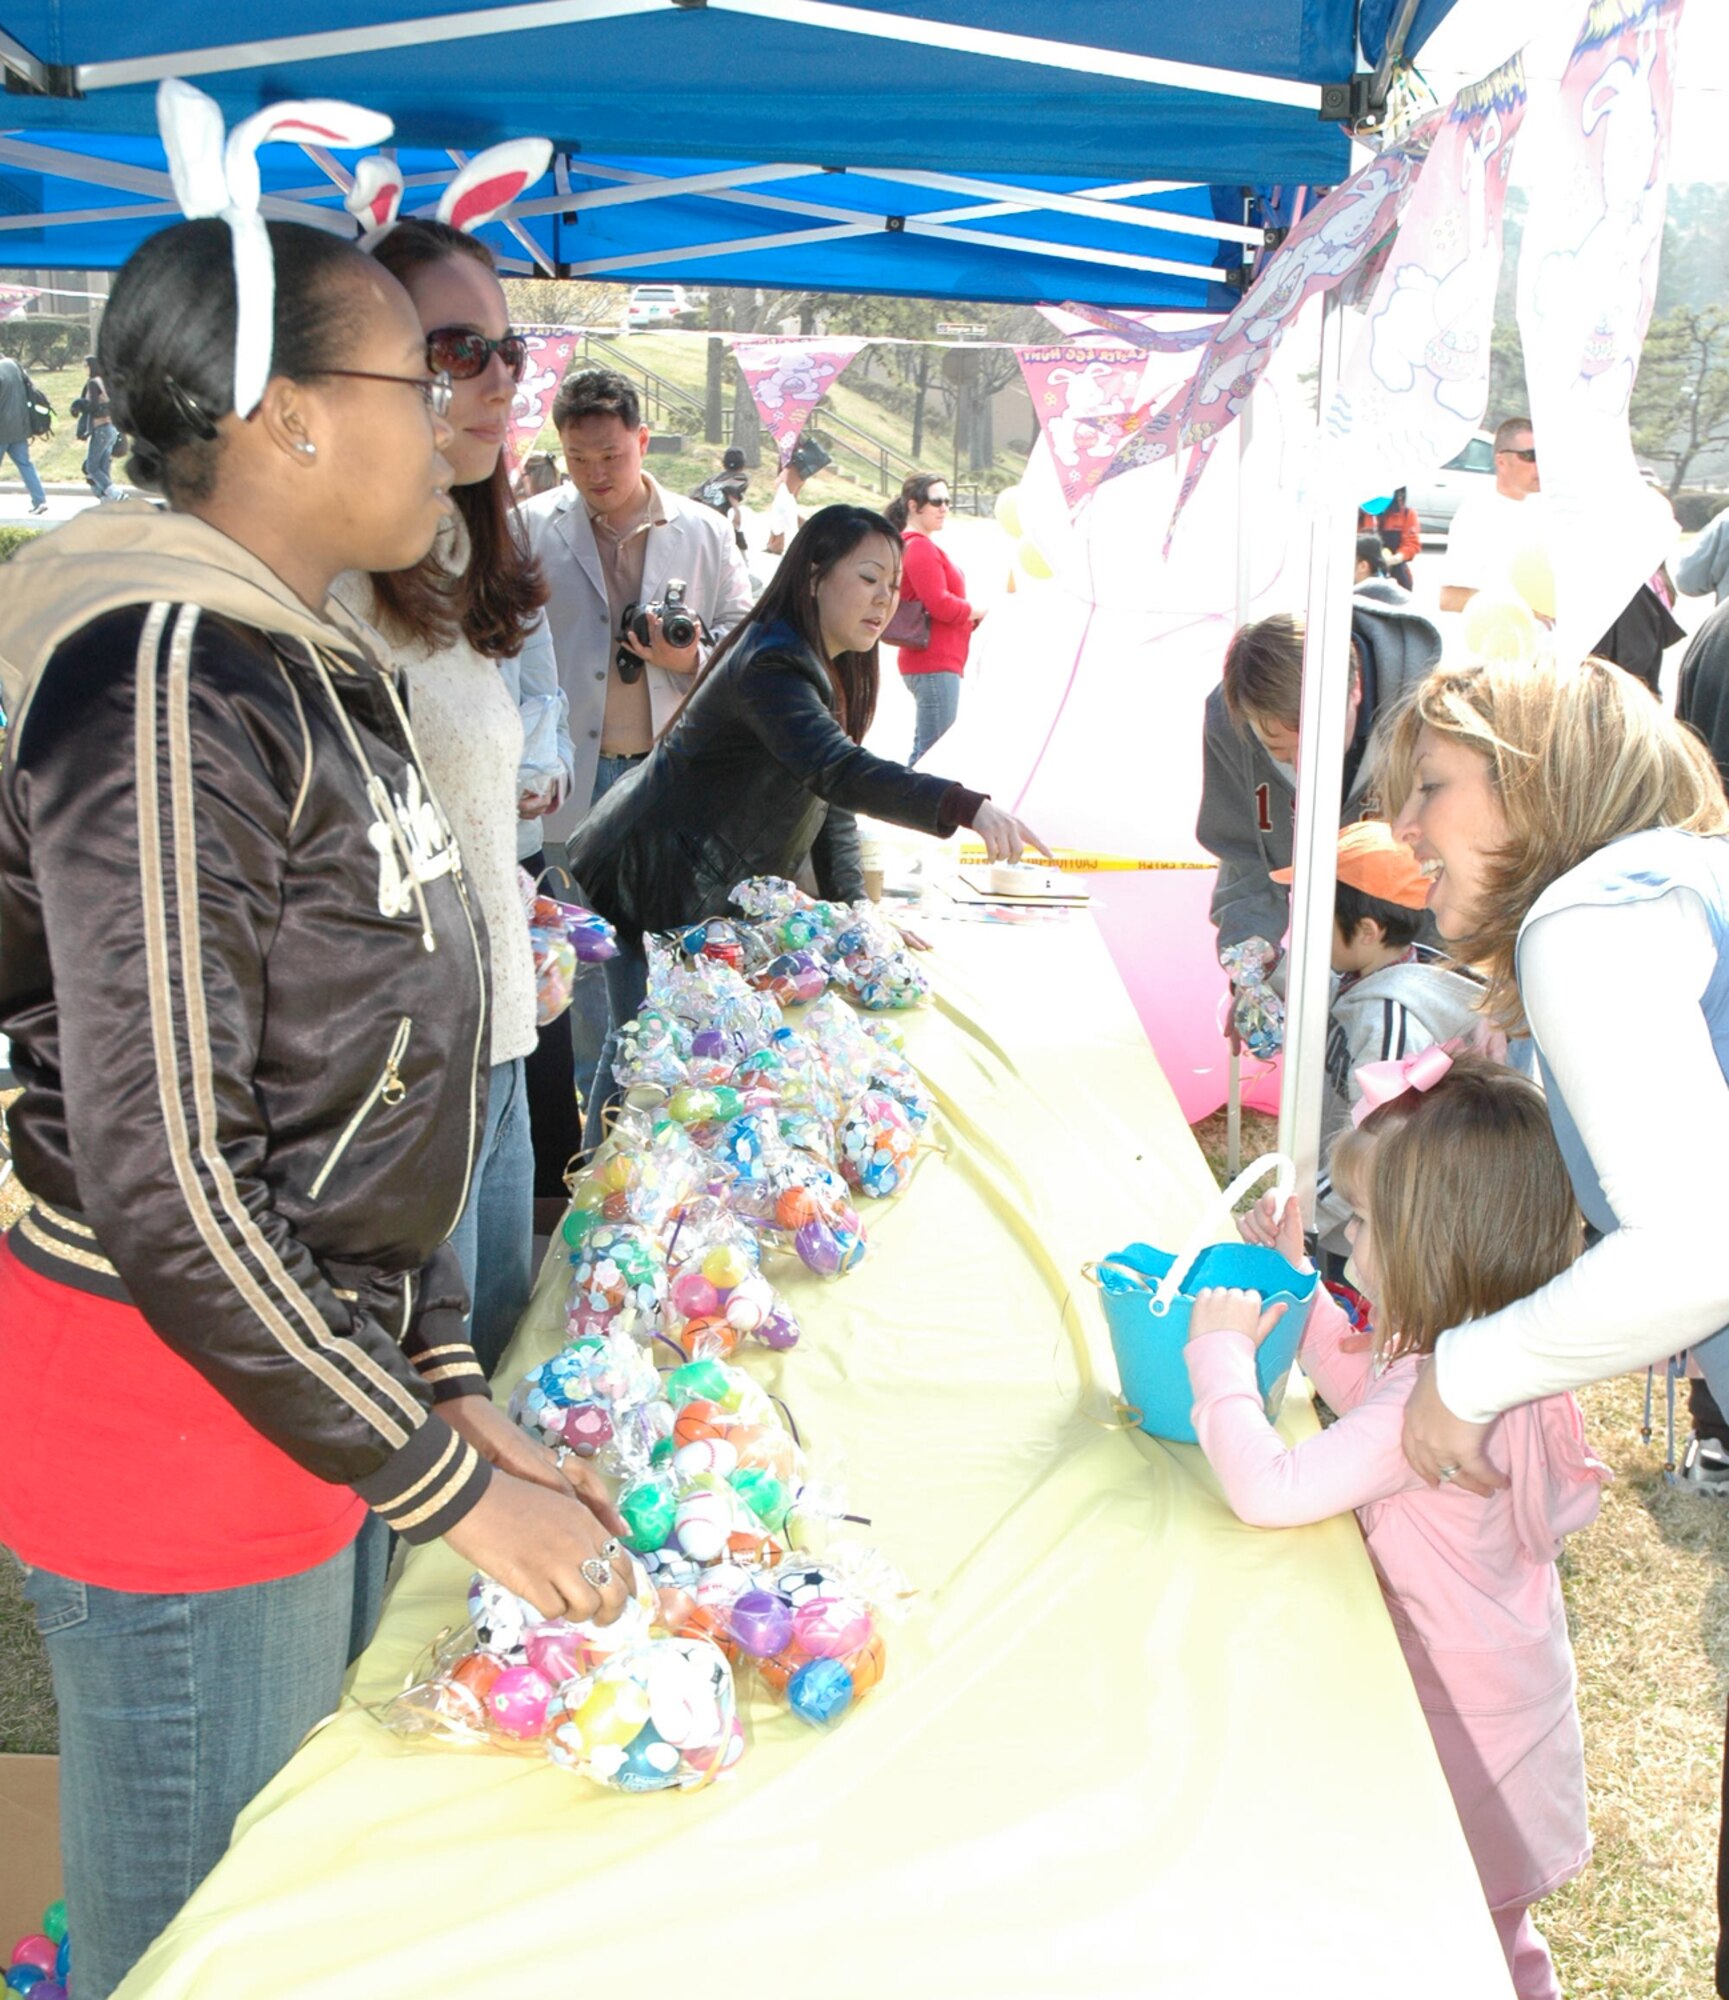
left=601, top=1538, right=624, bottom=1562
left=1437, top=1463, right=1460, bottom=1484
left=580, top=1556, right=612, bottom=1590
left=553, top=1444, right=575, bottom=1468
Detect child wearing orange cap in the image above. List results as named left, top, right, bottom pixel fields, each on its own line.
left=1272, top=821, right=1482, bottom=1262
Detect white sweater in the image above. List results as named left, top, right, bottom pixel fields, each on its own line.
left=1436, top=887, right=1729, bottom=1422
left=334, top=568, right=537, bottom=1071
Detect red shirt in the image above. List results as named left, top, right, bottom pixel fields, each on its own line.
left=896, top=531, right=975, bottom=677
left=0, top=1243, right=364, bottom=1592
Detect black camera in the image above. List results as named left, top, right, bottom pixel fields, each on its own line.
left=617, top=577, right=707, bottom=682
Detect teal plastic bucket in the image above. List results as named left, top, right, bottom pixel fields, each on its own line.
left=1094, top=1239, right=1316, bottom=1445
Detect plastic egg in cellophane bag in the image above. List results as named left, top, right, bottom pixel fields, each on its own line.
left=838, top=1089, right=918, bottom=1199
left=567, top=1221, right=667, bottom=1337
left=548, top=1638, right=742, bottom=1791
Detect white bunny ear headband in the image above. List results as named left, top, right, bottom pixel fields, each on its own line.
left=156, top=79, right=551, bottom=422
left=343, top=137, right=553, bottom=248
left=157, top=78, right=394, bottom=421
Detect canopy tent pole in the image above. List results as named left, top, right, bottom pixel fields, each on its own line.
left=67, top=0, right=1325, bottom=108
left=1278, top=287, right=1353, bottom=1220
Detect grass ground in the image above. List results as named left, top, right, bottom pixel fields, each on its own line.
left=10, top=366, right=102, bottom=486
left=3, top=1112, right=1726, bottom=1990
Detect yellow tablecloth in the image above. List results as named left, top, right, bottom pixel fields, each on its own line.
left=121, top=914, right=1512, bottom=2000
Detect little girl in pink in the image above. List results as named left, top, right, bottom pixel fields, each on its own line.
left=1185, top=1050, right=1607, bottom=2000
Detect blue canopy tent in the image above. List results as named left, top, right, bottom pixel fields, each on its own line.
left=0, top=0, right=1461, bottom=306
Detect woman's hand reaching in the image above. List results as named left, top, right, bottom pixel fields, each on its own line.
left=972, top=802, right=1053, bottom=866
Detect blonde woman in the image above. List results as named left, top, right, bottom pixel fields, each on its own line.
left=1378, top=653, right=1729, bottom=1993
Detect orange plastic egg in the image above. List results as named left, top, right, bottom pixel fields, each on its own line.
left=674, top=1398, right=728, bottom=1446
left=755, top=1644, right=811, bottom=1696
left=682, top=1315, right=738, bottom=1361
left=845, top=1632, right=887, bottom=1697
left=775, top=1186, right=821, bottom=1229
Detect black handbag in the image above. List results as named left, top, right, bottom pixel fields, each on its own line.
left=23, top=369, right=52, bottom=439
left=882, top=597, right=931, bottom=649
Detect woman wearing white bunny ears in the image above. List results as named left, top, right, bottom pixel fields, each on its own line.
left=333, top=141, right=561, bottom=1379
left=0, top=89, right=630, bottom=1995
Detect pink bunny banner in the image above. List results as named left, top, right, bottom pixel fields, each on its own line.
left=1518, top=0, right=1686, bottom=664
left=732, top=338, right=867, bottom=465
left=1015, top=345, right=1160, bottom=513
left=1095, top=115, right=1440, bottom=546
left=0, top=285, right=42, bottom=322
left=507, top=325, right=582, bottom=474
left=1040, top=302, right=1221, bottom=353
left=1320, top=54, right=1528, bottom=496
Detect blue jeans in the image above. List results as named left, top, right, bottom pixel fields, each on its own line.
left=448, top=1055, right=534, bottom=1377
left=907, top=670, right=961, bottom=766
left=16, top=1516, right=388, bottom=2000
left=570, top=753, right=647, bottom=1137
left=1, top=436, right=47, bottom=510
left=83, top=422, right=118, bottom=497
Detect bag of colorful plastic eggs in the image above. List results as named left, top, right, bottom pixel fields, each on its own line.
left=665, top=1245, right=800, bottom=1359
left=509, top=1327, right=670, bottom=1472
left=547, top=1636, right=743, bottom=1790
left=837, top=1088, right=918, bottom=1199
left=678, top=915, right=746, bottom=970
left=611, top=1001, right=690, bottom=1094
left=750, top=948, right=830, bottom=1007
left=723, top=1558, right=889, bottom=1731
left=566, top=1220, right=668, bottom=1341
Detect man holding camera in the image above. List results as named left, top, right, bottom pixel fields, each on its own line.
left=521, top=368, right=754, bottom=846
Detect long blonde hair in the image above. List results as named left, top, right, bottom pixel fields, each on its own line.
left=1374, top=655, right=1729, bottom=1031
left=1329, top=1053, right=1582, bottom=1362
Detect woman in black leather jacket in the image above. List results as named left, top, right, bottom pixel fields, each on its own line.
left=567, top=504, right=1044, bottom=1127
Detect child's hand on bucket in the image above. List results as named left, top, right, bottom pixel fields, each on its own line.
left=1234, top=1194, right=1307, bottom=1267
left=1188, top=1286, right=1290, bottom=1349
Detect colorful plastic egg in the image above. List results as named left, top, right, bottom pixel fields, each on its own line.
left=40, top=1910, right=65, bottom=1951
left=727, top=1589, right=795, bottom=1658
left=571, top=1674, right=653, bottom=1751
left=7, top=1968, right=46, bottom=1996
left=674, top=1436, right=739, bottom=1480
left=668, top=1358, right=733, bottom=1406
left=9, top=1941, right=55, bottom=1977
left=486, top=1664, right=555, bottom=1740
left=846, top=1632, right=888, bottom=1697
left=701, top=1244, right=750, bottom=1290
left=670, top=1271, right=723, bottom=1319
left=524, top=1624, right=592, bottom=1686
left=723, top=1274, right=773, bottom=1333
left=729, top=1466, right=787, bottom=1527
left=674, top=1487, right=733, bottom=1562
left=757, top=1308, right=801, bottom=1352
left=615, top=1719, right=685, bottom=1793
left=788, top=1656, right=854, bottom=1727
left=793, top=1597, right=872, bottom=1660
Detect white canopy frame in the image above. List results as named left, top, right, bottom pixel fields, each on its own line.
left=0, top=0, right=1324, bottom=112
left=0, top=138, right=1256, bottom=285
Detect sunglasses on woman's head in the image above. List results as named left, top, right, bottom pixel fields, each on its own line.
left=426, top=327, right=529, bottom=383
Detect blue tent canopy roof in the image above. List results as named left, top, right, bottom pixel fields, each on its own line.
left=0, top=0, right=1463, bottom=303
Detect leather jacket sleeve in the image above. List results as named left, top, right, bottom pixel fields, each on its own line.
left=7, top=612, right=490, bottom=1542
left=809, top=804, right=865, bottom=902
left=401, top=1241, right=490, bottom=1403
left=736, top=648, right=960, bottom=836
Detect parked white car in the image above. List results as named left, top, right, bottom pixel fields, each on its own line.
left=626, top=284, right=694, bottom=331
left=1407, top=431, right=1496, bottom=539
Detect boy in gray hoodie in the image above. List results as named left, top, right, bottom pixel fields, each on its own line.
left=1271, top=821, right=1482, bottom=1263
left=1196, top=583, right=1442, bottom=1053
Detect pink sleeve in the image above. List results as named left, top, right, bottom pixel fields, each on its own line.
left=902, top=534, right=973, bottom=625
left=1295, top=1288, right=1378, bottom=1414
left=1186, top=1328, right=1426, bottom=1529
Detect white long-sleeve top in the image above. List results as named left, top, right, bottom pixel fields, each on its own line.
left=1435, top=885, right=1729, bottom=1423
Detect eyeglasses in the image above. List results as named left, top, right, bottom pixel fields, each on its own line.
left=426, top=328, right=529, bottom=383
left=926, top=495, right=952, bottom=508
left=317, top=369, right=454, bottom=419
left=1501, top=447, right=1537, bottom=462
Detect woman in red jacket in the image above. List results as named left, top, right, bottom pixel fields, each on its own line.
left=886, top=472, right=983, bottom=764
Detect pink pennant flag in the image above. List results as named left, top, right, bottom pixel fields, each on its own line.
left=0, top=284, right=44, bottom=323
left=1322, top=54, right=1528, bottom=497
left=1015, top=344, right=1159, bottom=513
left=1040, top=301, right=1220, bottom=353
left=732, top=338, right=867, bottom=465
left=506, top=325, right=582, bottom=475
left=1518, top=0, right=1686, bottom=663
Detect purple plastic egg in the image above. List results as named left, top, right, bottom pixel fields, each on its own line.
left=793, top=1218, right=843, bottom=1277
left=728, top=1589, right=795, bottom=1658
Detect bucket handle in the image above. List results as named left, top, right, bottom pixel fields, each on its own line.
left=1150, top=1153, right=1295, bottom=1318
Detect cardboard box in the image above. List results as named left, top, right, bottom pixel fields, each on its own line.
left=0, top=1755, right=61, bottom=1948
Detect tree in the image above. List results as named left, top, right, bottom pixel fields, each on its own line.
left=1632, top=304, right=1729, bottom=498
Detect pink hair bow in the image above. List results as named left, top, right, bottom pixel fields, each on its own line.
left=1351, top=1042, right=1456, bottom=1127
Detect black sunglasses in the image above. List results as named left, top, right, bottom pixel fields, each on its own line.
left=925, top=494, right=953, bottom=508
left=1501, top=447, right=1537, bottom=462
left=426, top=327, right=529, bottom=383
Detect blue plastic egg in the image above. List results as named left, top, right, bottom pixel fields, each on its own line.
left=788, top=1656, right=854, bottom=1727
